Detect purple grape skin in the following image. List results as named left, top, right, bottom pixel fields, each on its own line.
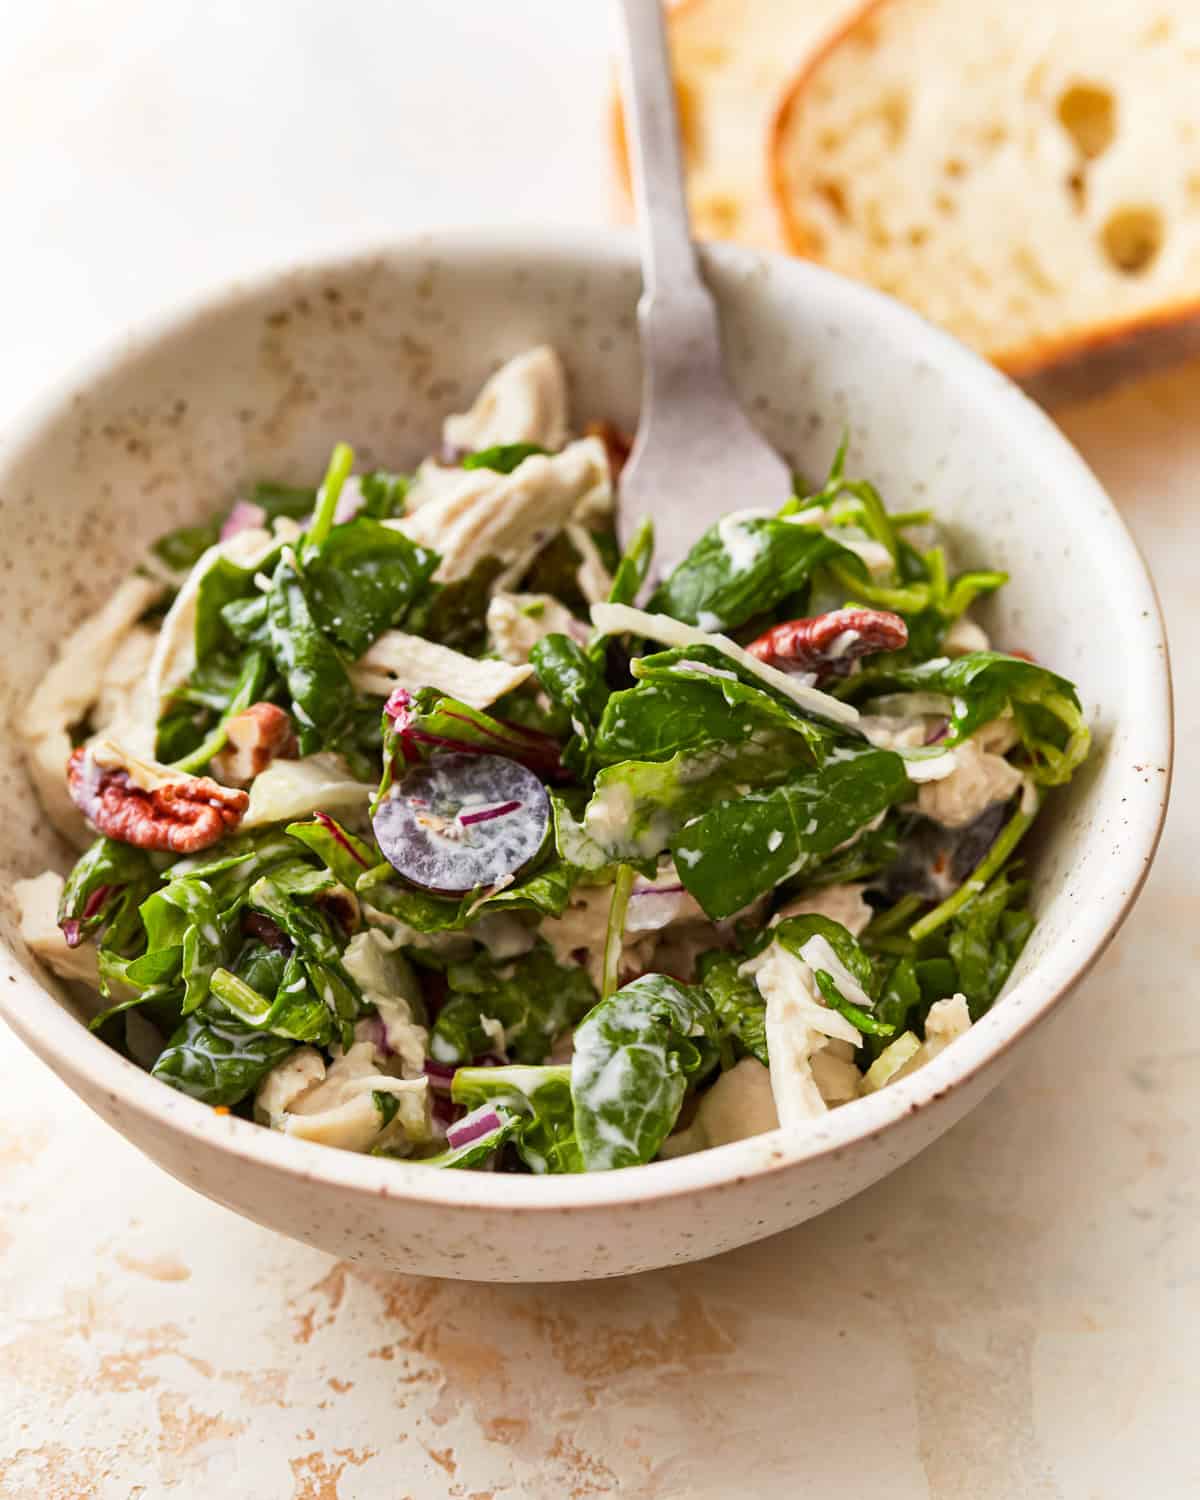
left=372, top=752, right=550, bottom=895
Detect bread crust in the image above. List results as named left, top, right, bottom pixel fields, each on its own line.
left=608, top=70, right=634, bottom=224
left=1007, top=299, right=1200, bottom=406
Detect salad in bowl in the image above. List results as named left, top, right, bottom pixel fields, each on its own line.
left=14, top=346, right=1090, bottom=1174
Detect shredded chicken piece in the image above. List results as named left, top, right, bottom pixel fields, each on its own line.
left=659, top=1060, right=779, bottom=1158
left=772, top=882, right=873, bottom=937
left=944, top=615, right=991, bottom=656
left=256, top=1042, right=430, bottom=1154
left=916, top=733, right=1023, bottom=828
left=387, top=437, right=610, bottom=584
left=486, top=592, right=588, bottom=665
left=442, top=346, right=568, bottom=454
left=19, top=575, right=165, bottom=846
left=747, top=941, right=862, bottom=1125
left=539, top=883, right=655, bottom=991
left=13, top=871, right=101, bottom=989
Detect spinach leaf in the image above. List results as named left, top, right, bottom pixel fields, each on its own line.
left=430, top=942, right=596, bottom=1066
left=571, top=974, right=718, bottom=1170
left=466, top=857, right=578, bottom=919
left=150, top=520, right=220, bottom=576
left=142, top=876, right=231, bottom=1016
left=451, top=1064, right=582, bottom=1173
left=195, top=552, right=276, bottom=664
left=230, top=935, right=290, bottom=999
left=560, top=730, right=818, bottom=873
left=867, top=957, right=924, bottom=1061
left=170, top=647, right=273, bottom=774
left=218, top=593, right=270, bottom=650
left=915, top=957, right=958, bottom=1006
left=697, top=951, right=768, bottom=1067
left=57, top=837, right=158, bottom=947
left=855, top=652, right=1089, bottom=784
left=529, top=634, right=609, bottom=777
left=804, top=813, right=901, bottom=888
left=355, top=872, right=468, bottom=934
left=405, top=555, right=502, bottom=654
left=461, top=443, right=549, bottom=473
left=250, top=480, right=317, bottom=520
left=358, top=470, right=410, bottom=519
left=358, top=853, right=577, bottom=932
left=301, top=518, right=437, bottom=657
left=649, top=516, right=863, bottom=632
left=674, top=749, right=910, bottom=920
left=173, top=829, right=300, bottom=906
left=151, top=1011, right=296, bottom=1107
left=594, top=647, right=831, bottom=768
left=946, top=872, right=1033, bottom=1018
left=246, top=867, right=362, bottom=1031
left=266, top=552, right=357, bottom=752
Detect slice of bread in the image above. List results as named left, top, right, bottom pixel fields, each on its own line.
left=610, top=0, right=849, bottom=248
left=769, top=0, right=1200, bottom=385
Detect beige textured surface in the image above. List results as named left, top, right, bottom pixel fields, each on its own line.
left=1, top=2, right=1196, bottom=1494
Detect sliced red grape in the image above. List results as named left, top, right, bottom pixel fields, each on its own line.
left=372, top=752, right=550, bottom=895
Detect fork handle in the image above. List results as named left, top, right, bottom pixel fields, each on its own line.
left=614, top=0, right=726, bottom=385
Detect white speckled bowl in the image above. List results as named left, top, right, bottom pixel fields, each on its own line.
left=0, top=231, right=1171, bottom=1281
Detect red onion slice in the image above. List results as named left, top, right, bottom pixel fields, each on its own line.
left=458, top=800, right=522, bottom=827
left=220, top=500, right=268, bottom=540
left=423, top=1059, right=457, bottom=1093
left=446, top=1103, right=505, bottom=1150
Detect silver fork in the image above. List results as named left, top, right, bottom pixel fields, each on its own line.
left=613, top=0, right=793, bottom=574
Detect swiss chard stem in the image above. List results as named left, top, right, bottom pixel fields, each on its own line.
left=863, top=892, right=924, bottom=942
left=909, top=791, right=1040, bottom=943
left=866, top=934, right=918, bottom=957
left=829, top=561, right=930, bottom=615
left=1032, top=692, right=1092, bottom=785
left=601, top=865, right=635, bottom=1000
left=210, top=966, right=272, bottom=1022
left=305, top=441, right=355, bottom=550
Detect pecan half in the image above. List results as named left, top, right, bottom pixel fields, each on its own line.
left=747, top=608, right=908, bottom=678
left=67, top=747, right=248, bottom=853
left=584, top=420, right=633, bottom=482
left=211, top=702, right=298, bottom=787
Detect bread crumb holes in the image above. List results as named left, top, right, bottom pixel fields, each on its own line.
left=1101, top=205, right=1164, bottom=274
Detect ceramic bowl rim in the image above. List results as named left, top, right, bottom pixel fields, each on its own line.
left=0, top=226, right=1173, bottom=1215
